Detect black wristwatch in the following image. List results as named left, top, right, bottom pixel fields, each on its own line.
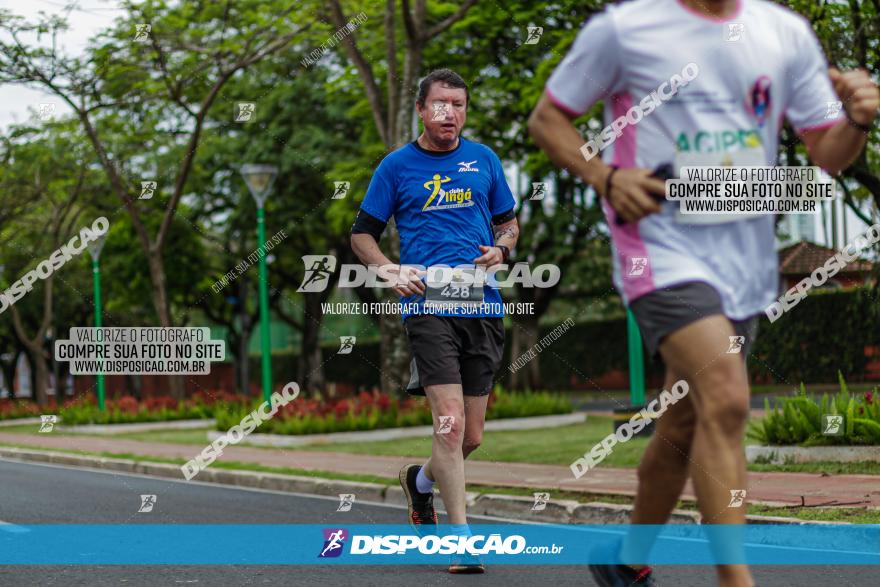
left=496, top=245, right=510, bottom=262
left=846, top=108, right=876, bottom=133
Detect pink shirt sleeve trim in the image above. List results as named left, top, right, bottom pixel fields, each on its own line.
left=545, top=87, right=586, bottom=118
left=796, top=116, right=845, bottom=136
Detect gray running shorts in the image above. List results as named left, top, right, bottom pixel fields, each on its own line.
left=628, top=281, right=759, bottom=359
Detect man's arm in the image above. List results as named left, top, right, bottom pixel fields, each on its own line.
left=800, top=68, right=878, bottom=175
left=527, top=94, right=664, bottom=223
left=350, top=212, right=425, bottom=297
left=473, top=216, right=520, bottom=267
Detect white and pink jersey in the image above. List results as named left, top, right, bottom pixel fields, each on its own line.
left=546, top=0, right=844, bottom=319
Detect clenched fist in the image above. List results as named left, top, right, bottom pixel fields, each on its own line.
left=830, top=67, right=880, bottom=128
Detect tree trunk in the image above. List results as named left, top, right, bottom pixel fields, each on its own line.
left=28, top=347, right=50, bottom=406
left=298, top=293, right=326, bottom=392
left=380, top=311, right=411, bottom=395
left=0, top=353, right=17, bottom=399
left=146, top=251, right=185, bottom=399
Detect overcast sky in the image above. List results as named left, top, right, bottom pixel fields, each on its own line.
left=0, top=0, right=122, bottom=130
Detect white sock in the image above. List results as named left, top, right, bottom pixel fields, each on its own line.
left=415, top=467, right=435, bottom=494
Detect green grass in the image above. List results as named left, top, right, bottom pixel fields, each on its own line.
left=748, top=505, right=880, bottom=524
left=2, top=441, right=875, bottom=523
left=112, top=428, right=215, bottom=445
left=299, top=417, right=652, bottom=467
left=4, top=416, right=880, bottom=475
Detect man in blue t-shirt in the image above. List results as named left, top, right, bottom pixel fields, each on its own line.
left=351, top=69, right=519, bottom=574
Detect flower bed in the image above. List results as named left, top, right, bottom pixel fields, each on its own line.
left=0, top=399, right=45, bottom=420
left=214, top=387, right=573, bottom=436
left=749, top=374, right=880, bottom=446
left=57, top=390, right=249, bottom=425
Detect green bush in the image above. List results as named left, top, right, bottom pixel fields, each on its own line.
left=57, top=392, right=246, bottom=425
left=749, top=373, right=880, bottom=446
left=749, top=287, right=880, bottom=383
left=214, top=387, right=572, bottom=436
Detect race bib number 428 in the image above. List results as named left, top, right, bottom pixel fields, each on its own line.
left=423, top=267, right=485, bottom=310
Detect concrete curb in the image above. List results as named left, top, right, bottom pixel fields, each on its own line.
left=746, top=444, right=880, bottom=464
left=206, top=412, right=587, bottom=447
left=0, top=417, right=43, bottom=428
left=0, top=446, right=844, bottom=526
left=60, top=419, right=215, bottom=435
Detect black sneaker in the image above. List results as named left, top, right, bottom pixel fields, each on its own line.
left=588, top=563, right=656, bottom=586
left=399, top=464, right=438, bottom=534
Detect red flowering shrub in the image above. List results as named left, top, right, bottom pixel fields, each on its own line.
left=113, top=396, right=140, bottom=414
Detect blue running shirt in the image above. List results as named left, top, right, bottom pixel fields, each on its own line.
left=360, top=138, right=516, bottom=319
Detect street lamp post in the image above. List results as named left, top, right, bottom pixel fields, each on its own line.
left=87, top=234, right=107, bottom=411
left=239, top=164, right=278, bottom=403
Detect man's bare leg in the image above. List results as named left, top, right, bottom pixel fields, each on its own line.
left=420, top=384, right=468, bottom=525
left=421, top=394, right=489, bottom=517
left=658, top=315, right=753, bottom=587
left=630, top=369, right=696, bottom=525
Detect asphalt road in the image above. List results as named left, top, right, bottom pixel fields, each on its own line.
left=0, top=458, right=876, bottom=586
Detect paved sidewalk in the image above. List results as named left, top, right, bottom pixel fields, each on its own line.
left=1, top=432, right=877, bottom=508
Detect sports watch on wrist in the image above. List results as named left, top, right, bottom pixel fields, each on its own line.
left=496, top=245, right=510, bottom=262
left=845, top=108, right=876, bottom=133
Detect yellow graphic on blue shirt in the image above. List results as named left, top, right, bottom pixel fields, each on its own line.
left=421, top=173, right=473, bottom=211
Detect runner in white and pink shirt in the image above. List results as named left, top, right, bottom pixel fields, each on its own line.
left=529, top=0, right=878, bottom=585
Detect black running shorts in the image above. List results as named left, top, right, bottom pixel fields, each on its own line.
left=629, top=281, right=759, bottom=358
left=404, top=314, right=505, bottom=396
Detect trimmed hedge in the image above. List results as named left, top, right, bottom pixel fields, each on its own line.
left=748, top=287, right=880, bottom=383
left=255, top=288, right=879, bottom=389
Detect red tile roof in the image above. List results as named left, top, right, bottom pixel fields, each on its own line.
left=778, top=240, right=874, bottom=275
